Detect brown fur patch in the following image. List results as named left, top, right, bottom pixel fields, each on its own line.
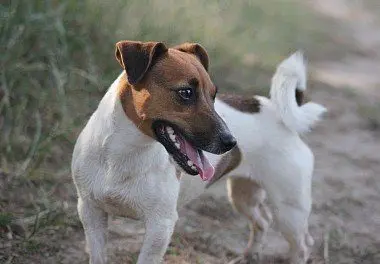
left=117, top=73, right=155, bottom=138
left=295, top=89, right=304, bottom=106
left=117, top=48, right=217, bottom=138
left=172, top=43, right=209, bottom=71
left=115, top=41, right=168, bottom=85
left=227, top=176, right=262, bottom=207
left=205, top=145, right=242, bottom=188
left=218, top=94, right=261, bottom=113
left=115, top=42, right=233, bottom=154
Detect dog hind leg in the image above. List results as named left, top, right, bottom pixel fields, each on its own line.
left=227, top=177, right=271, bottom=260
left=250, top=203, right=272, bottom=255
left=274, top=204, right=313, bottom=264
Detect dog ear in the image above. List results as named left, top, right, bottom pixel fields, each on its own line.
left=115, top=41, right=168, bottom=85
left=173, top=43, right=209, bottom=71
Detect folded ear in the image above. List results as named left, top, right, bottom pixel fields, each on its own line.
left=115, top=40, right=168, bottom=85
left=173, top=43, right=209, bottom=71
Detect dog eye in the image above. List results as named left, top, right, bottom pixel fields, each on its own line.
left=178, top=88, right=194, bottom=100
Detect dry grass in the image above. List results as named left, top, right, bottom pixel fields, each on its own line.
left=0, top=0, right=331, bottom=169
left=0, top=0, right=335, bottom=262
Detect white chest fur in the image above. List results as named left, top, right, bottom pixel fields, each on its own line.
left=72, top=74, right=180, bottom=220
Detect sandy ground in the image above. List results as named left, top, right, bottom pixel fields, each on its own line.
left=310, top=0, right=380, bottom=99
left=1, top=1, right=380, bottom=263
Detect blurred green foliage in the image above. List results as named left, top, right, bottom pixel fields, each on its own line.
left=0, top=0, right=329, bottom=176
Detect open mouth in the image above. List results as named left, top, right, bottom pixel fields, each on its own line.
left=152, top=121, right=215, bottom=181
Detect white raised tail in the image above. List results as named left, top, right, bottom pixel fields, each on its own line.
left=270, top=51, right=327, bottom=134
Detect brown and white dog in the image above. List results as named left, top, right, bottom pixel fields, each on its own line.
left=72, top=40, right=326, bottom=264
left=205, top=52, right=326, bottom=264
left=71, top=40, right=236, bottom=264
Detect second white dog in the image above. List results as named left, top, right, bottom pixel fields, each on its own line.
left=205, top=51, right=327, bottom=264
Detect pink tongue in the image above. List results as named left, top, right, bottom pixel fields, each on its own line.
left=179, top=138, right=215, bottom=181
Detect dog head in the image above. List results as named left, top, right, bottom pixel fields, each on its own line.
left=115, top=40, right=236, bottom=181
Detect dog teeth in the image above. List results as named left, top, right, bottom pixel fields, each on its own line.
left=166, top=126, right=174, bottom=135
left=169, top=134, right=176, bottom=142
left=187, top=160, right=193, bottom=166
left=175, top=143, right=180, bottom=149
left=191, top=165, right=197, bottom=171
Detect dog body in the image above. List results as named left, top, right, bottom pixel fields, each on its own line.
left=72, top=41, right=325, bottom=264
left=72, top=74, right=180, bottom=264
left=205, top=52, right=326, bottom=264
left=72, top=41, right=236, bottom=264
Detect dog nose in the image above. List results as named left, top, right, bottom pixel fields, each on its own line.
left=220, top=132, right=237, bottom=152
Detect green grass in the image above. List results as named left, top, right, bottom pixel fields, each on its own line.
left=0, top=0, right=331, bottom=216
left=0, top=212, right=13, bottom=228
left=1, top=0, right=109, bottom=174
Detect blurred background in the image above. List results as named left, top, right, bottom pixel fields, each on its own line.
left=1, top=0, right=379, bottom=263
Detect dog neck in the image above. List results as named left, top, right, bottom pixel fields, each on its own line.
left=116, top=73, right=155, bottom=139
left=104, top=73, right=154, bottom=146
left=96, top=73, right=169, bottom=177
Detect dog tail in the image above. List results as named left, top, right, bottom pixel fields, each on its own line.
left=270, top=51, right=326, bottom=134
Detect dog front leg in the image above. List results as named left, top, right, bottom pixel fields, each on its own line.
left=137, top=214, right=178, bottom=264
left=78, top=198, right=108, bottom=264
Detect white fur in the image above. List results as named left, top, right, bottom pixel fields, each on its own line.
left=270, top=51, right=326, bottom=134
left=72, top=74, right=180, bottom=264
left=72, top=51, right=325, bottom=264
left=207, top=52, right=326, bottom=263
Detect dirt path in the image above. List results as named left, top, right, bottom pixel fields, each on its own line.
left=309, top=0, right=380, bottom=99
